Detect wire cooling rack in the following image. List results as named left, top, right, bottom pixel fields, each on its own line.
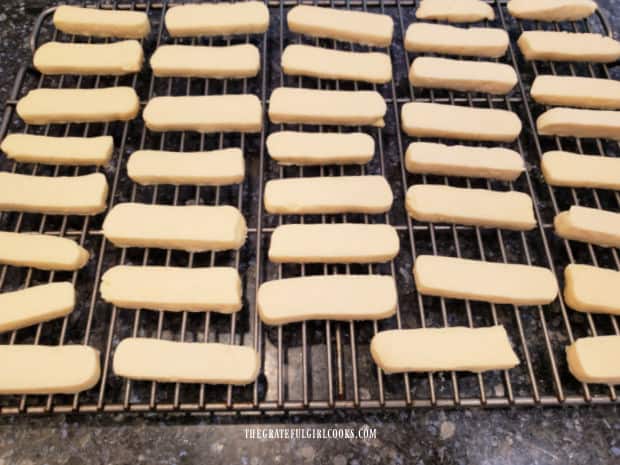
left=0, top=0, right=618, bottom=415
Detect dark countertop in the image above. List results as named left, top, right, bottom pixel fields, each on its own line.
left=1, top=1, right=620, bottom=464
left=1, top=408, right=619, bottom=464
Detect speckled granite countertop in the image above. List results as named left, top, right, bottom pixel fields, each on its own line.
left=1, top=409, right=619, bottom=464
left=1, top=1, right=620, bottom=464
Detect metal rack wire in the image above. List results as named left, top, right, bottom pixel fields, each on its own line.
left=0, top=0, right=618, bottom=415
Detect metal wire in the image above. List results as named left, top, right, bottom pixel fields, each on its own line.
left=0, top=0, right=618, bottom=415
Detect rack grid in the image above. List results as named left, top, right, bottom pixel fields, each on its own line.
left=0, top=0, right=618, bottom=415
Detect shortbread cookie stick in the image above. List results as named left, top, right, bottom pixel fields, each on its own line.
left=405, top=23, right=509, bottom=58
left=401, top=102, right=522, bottom=142
left=406, top=184, right=536, bottom=231
left=554, top=205, right=620, bottom=248
left=34, top=40, right=143, bottom=75
left=405, top=142, right=524, bottom=181
left=531, top=75, right=620, bottom=109
left=101, top=266, right=242, bottom=313
left=103, top=203, right=247, bottom=252
left=413, top=255, right=558, bottom=305
left=269, top=224, right=399, bottom=264
left=269, top=88, right=386, bottom=127
left=165, top=1, right=269, bottom=37
left=0, top=345, right=100, bottom=394
left=409, top=57, right=517, bottom=95
left=53, top=5, right=150, bottom=38
left=282, top=44, right=391, bottom=84
left=542, top=151, right=620, bottom=190
left=17, top=87, right=139, bottom=124
left=518, top=31, right=620, bottom=63
left=127, top=149, right=244, bottom=186
left=0, top=232, right=89, bottom=271
left=371, top=326, right=519, bottom=374
left=143, top=95, right=262, bottom=133
left=0, top=172, right=108, bottom=215
left=537, top=108, right=620, bottom=140
left=564, top=264, right=620, bottom=315
left=258, top=275, right=397, bottom=324
left=150, top=44, right=260, bottom=78
left=113, top=338, right=260, bottom=385
left=567, top=336, right=620, bottom=384
left=0, top=282, right=75, bottom=333
left=508, top=0, right=597, bottom=21
left=287, top=4, right=393, bottom=47
left=1, top=134, right=113, bottom=166
left=416, top=0, right=495, bottom=22
left=264, top=175, right=393, bottom=214
left=266, top=131, right=375, bottom=165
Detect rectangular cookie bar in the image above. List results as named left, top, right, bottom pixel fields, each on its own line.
left=264, top=175, right=393, bottom=214
left=100, top=266, right=242, bottom=313
left=282, top=44, right=391, bottom=84
left=508, top=0, right=597, bottom=21
left=537, top=107, right=620, bottom=139
left=531, top=75, right=620, bottom=109
left=405, top=142, right=524, bottom=181
left=542, top=151, right=620, bottom=190
left=165, top=1, right=269, bottom=37
left=257, top=275, right=397, bottom=325
left=416, top=0, right=495, bottom=22
left=1, top=134, right=113, bottom=166
left=143, top=95, right=262, bottom=133
left=269, top=88, right=386, bottom=127
left=413, top=255, right=559, bottom=305
left=287, top=5, right=393, bottom=47
left=401, top=102, right=522, bottom=142
left=405, top=23, right=509, bottom=58
left=564, top=264, right=620, bottom=315
left=517, top=31, right=620, bottom=63
left=0, top=232, right=89, bottom=271
left=34, top=40, right=143, bottom=75
left=0, top=282, right=74, bottom=333
left=150, top=44, right=260, bottom=78
left=554, top=205, right=620, bottom=248
left=0, top=345, right=100, bottom=394
left=0, top=172, right=108, bottom=215
left=102, top=203, right=247, bottom=252
left=567, top=336, right=620, bottom=384
left=266, top=131, right=375, bottom=165
left=53, top=5, right=150, bottom=38
left=113, top=338, right=260, bottom=385
left=127, top=148, right=244, bottom=186
left=409, top=57, right=517, bottom=95
left=17, top=87, right=139, bottom=125
left=370, top=326, right=519, bottom=374
left=269, top=224, right=399, bottom=264
left=406, top=184, right=536, bottom=231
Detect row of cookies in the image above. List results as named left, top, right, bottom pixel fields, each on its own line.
left=0, top=4, right=264, bottom=395
left=89, top=3, right=264, bottom=389
left=397, top=2, right=529, bottom=376
left=392, top=0, right=618, bottom=380
left=515, top=8, right=620, bottom=384
left=401, top=0, right=620, bottom=385
left=259, top=5, right=398, bottom=334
